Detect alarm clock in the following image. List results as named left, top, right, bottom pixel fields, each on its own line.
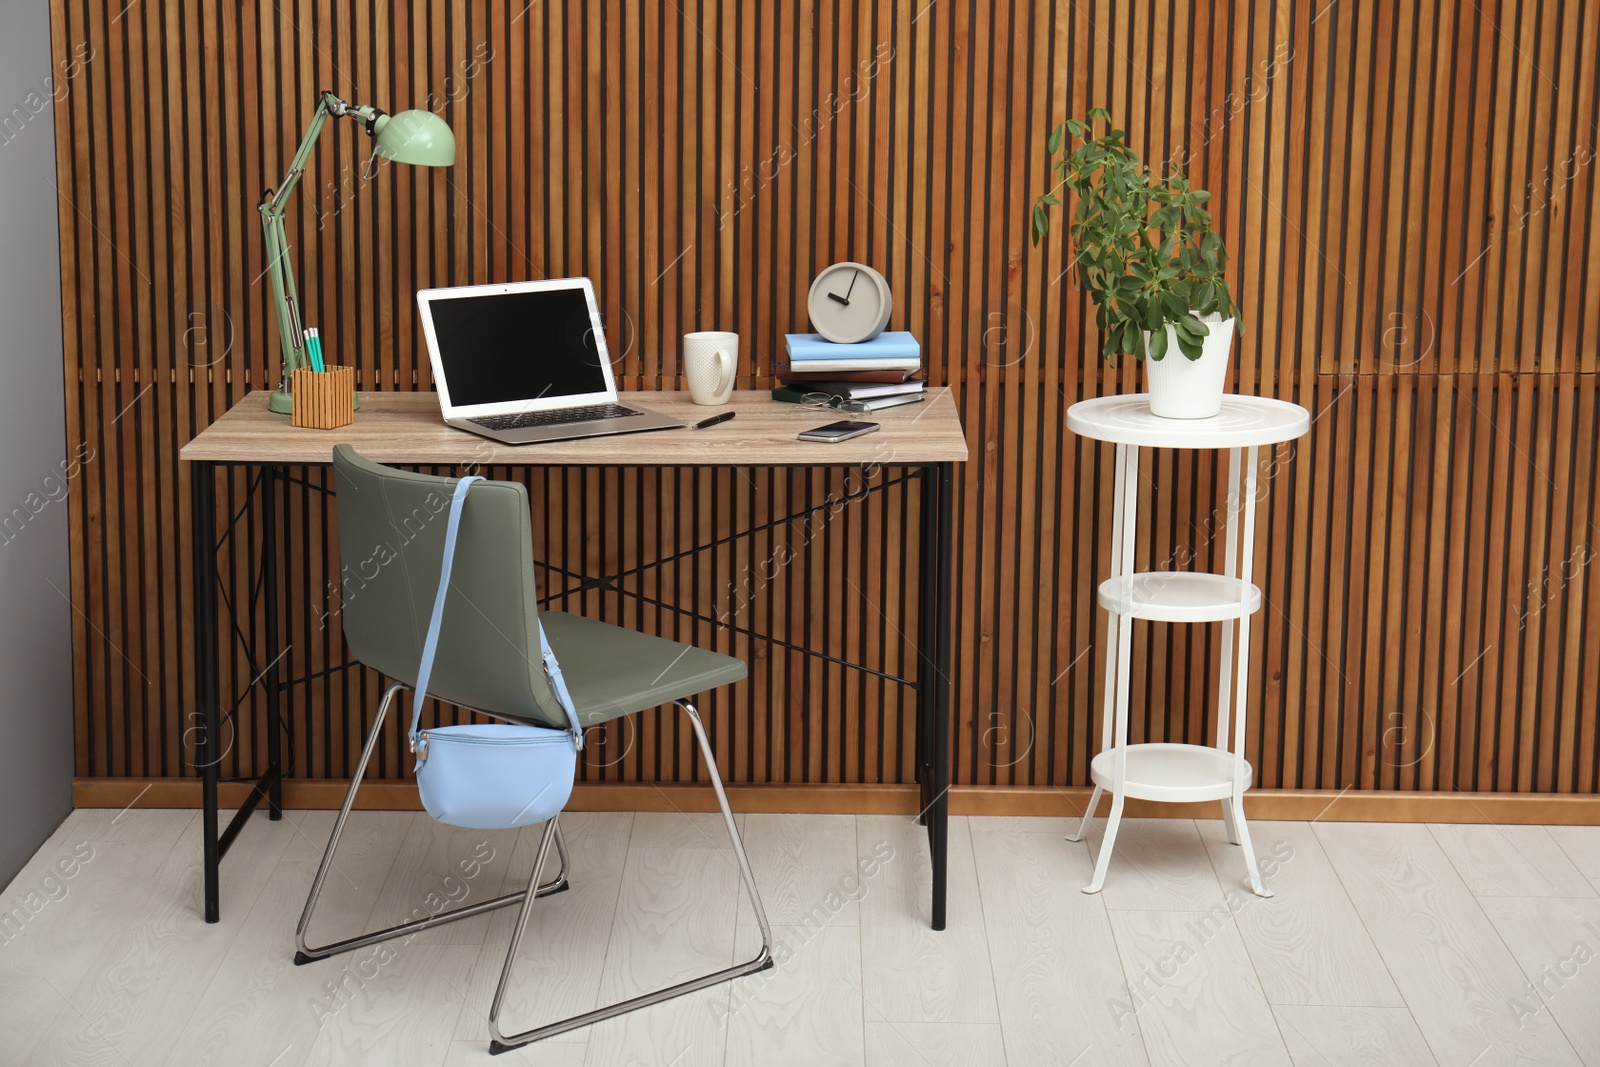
left=807, top=262, right=893, bottom=344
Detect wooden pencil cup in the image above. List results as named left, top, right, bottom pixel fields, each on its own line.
left=290, top=366, right=356, bottom=429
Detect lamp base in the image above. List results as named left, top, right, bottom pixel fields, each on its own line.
left=268, top=386, right=360, bottom=415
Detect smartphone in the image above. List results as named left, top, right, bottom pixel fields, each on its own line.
left=797, top=419, right=881, bottom=443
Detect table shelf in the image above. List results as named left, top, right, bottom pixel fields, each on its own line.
left=1089, top=743, right=1253, bottom=803
left=1066, top=394, right=1310, bottom=449
left=1097, top=572, right=1262, bottom=622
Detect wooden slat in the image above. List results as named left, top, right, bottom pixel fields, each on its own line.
left=49, top=1, right=1599, bottom=800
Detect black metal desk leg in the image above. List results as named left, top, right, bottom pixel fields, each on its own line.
left=930, top=462, right=954, bottom=931
left=192, top=461, right=222, bottom=923
left=916, top=463, right=953, bottom=932
left=262, top=466, right=284, bottom=819
left=916, top=466, right=938, bottom=825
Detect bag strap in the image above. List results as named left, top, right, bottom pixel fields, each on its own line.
left=538, top=618, right=585, bottom=747
left=407, top=475, right=584, bottom=751
left=407, top=476, right=481, bottom=748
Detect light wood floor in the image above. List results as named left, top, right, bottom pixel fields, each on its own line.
left=2, top=808, right=1597, bottom=1066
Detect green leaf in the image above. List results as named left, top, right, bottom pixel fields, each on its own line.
left=1046, top=124, right=1064, bottom=154
left=1177, top=333, right=1203, bottom=360
left=1087, top=106, right=1111, bottom=122
left=1041, top=194, right=1062, bottom=207
left=1031, top=204, right=1048, bottom=245
left=1146, top=325, right=1169, bottom=360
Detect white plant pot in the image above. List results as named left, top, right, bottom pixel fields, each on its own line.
left=1143, top=314, right=1235, bottom=419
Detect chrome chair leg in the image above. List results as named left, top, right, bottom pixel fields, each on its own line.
left=486, top=699, right=774, bottom=1054
left=293, top=682, right=572, bottom=965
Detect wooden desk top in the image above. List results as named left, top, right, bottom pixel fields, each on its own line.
left=181, top=389, right=969, bottom=466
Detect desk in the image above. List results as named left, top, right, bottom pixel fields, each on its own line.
left=181, top=389, right=968, bottom=928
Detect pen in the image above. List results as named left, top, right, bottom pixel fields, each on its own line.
left=307, top=328, right=326, bottom=372
left=693, top=411, right=736, bottom=430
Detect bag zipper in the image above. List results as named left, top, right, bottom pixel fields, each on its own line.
left=417, top=730, right=571, bottom=747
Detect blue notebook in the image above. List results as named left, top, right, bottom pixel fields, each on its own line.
left=785, top=331, right=921, bottom=362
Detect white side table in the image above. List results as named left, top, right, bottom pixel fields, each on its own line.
left=1065, top=394, right=1310, bottom=896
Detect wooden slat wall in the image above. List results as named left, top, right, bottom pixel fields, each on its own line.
left=50, top=1, right=1599, bottom=795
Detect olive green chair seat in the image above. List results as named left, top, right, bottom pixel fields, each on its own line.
left=293, top=445, right=773, bottom=1057
left=539, top=611, right=746, bottom=725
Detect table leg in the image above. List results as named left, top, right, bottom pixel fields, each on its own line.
left=915, top=463, right=952, bottom=931
left=929, top=462, right=954, bottom=932
left=1233, top=445, right=1271, bottom=898
left=916, top=466, right=937, bottom=826
left=1086, top=444, right=1139, bottom=894
left=262, top=466, right=284, bottom=820
left=192, top=461, right=222, bottom=923
left=1218, top=448, right=1242, bottom=843
left=1072, top=435, right=1131, bottom=845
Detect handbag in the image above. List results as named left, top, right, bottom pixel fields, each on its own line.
left=407, top=475, right=582, bottom=830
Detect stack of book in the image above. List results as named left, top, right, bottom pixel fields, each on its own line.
left=774, top=331, right=925, bottom=412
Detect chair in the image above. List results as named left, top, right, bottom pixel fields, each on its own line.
left=294, top=445, right=774, bottom=1054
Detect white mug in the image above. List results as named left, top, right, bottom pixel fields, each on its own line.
left=682, top=331, right=738, bottom=406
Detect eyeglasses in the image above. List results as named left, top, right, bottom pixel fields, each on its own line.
left=800, top=392, right=870, bottom=415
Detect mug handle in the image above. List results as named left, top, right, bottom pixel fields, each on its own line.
left=713, top=347, right=736, bottom=403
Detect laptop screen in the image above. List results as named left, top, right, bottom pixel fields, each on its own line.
left=426, top=287, right=609, bottom=407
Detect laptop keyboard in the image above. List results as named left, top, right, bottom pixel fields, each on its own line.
left=468, top=404, right=641, bottom=431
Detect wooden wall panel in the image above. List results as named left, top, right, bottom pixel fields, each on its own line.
left=49, top=1, right=1598, bottom=795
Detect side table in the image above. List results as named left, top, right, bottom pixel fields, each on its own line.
left=1065, top=393, right=1310, bottom=895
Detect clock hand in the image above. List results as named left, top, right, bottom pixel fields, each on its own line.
left=827, top=269, right=862, bottom=307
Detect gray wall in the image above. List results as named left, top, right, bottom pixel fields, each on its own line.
left=0, top=1, right=75, bottom=886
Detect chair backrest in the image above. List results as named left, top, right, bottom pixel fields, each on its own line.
left=330, top=444, right=568, bottom=728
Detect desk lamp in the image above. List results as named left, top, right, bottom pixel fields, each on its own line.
left=259, top=92, right=455, bottom=414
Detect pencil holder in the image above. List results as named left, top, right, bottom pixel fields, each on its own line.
left=290, top=365, right=356, bottom=429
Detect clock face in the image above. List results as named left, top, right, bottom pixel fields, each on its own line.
left=807, top=262, right=893, bottom=344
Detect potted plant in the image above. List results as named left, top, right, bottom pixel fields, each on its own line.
left=1030, top=109, right=1242, bottom=419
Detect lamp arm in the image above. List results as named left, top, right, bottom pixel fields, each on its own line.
left=259, top=210, right=304, bottom=388
left=258, top=93, right=368, bottom=401
left=257, top=91, right=387, bottom=412
left=267, top=95, right=385, bottom=212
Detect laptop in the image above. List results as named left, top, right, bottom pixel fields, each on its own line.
left=416, top=277, right=685, bottom=445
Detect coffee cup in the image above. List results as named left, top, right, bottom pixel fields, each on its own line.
left=682, top=331, right=738, bottom=406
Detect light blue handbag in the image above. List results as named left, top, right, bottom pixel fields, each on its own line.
left=408, top=476, right=581, bottom=830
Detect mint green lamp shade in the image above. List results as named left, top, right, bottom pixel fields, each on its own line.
left=373, top=110, right=457, bottom=166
